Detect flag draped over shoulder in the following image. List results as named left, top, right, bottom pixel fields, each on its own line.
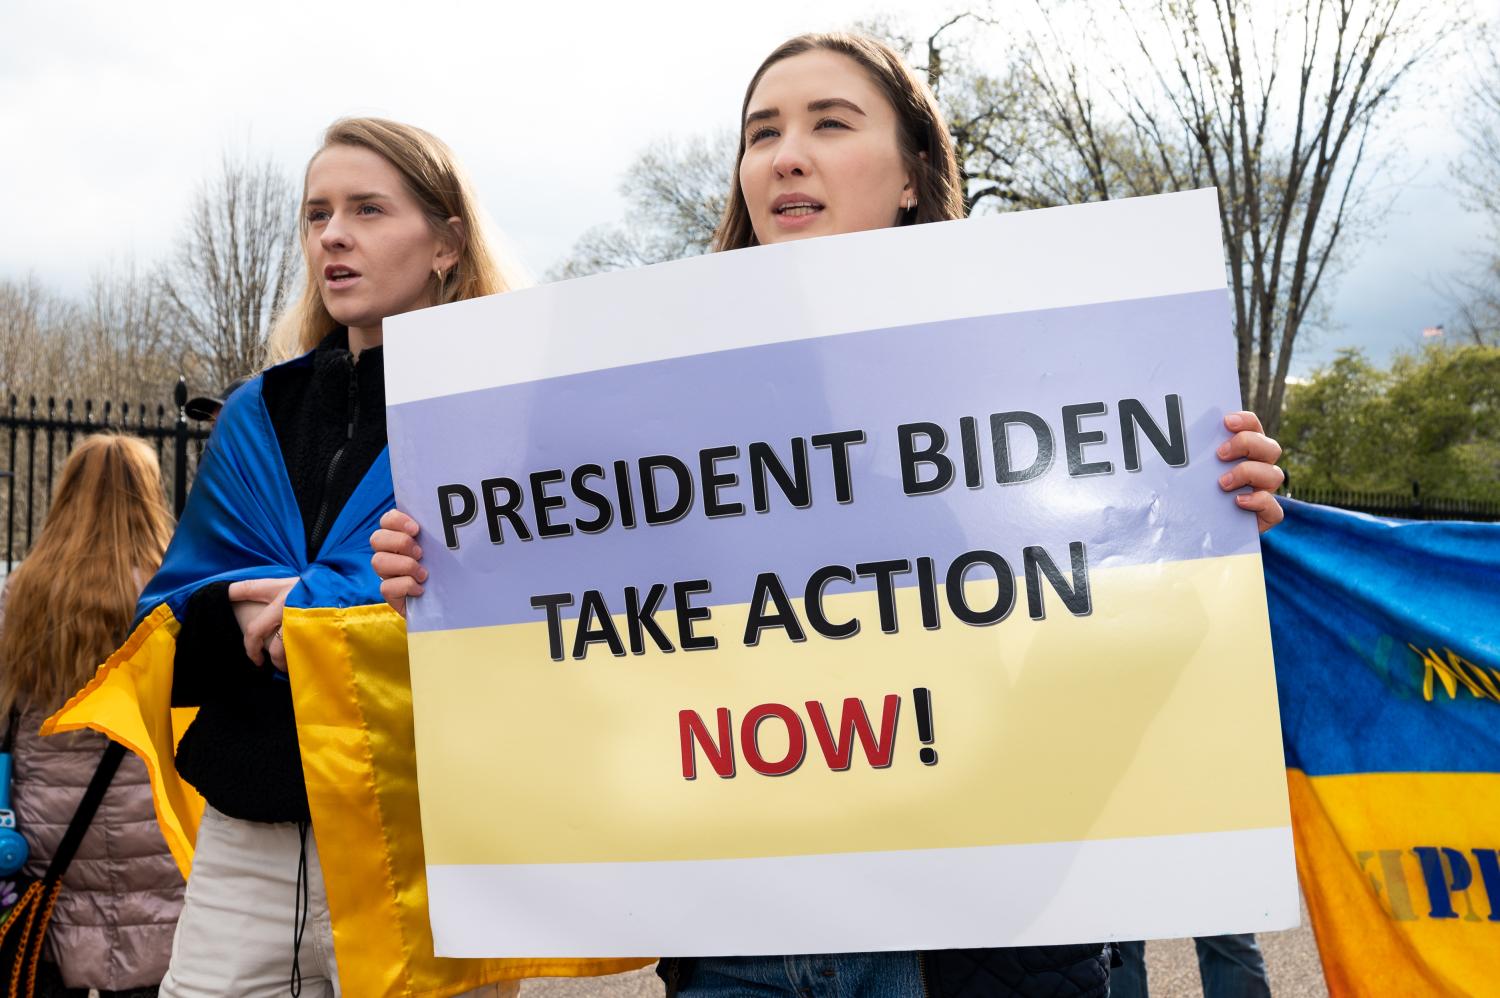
left=43, top=358, right=649, bottom=996
left=1264, top=498, right=1500, bottom=997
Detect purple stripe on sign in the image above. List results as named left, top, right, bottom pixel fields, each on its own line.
left=389, top=290, right=1258, bottom=634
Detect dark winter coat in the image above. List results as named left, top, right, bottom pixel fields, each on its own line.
left=171, top=329, right=387, bottom=824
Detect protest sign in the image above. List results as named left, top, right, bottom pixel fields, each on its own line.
left=383, top=188, right=1297, bottom=957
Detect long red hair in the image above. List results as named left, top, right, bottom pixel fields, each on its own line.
left=0, top=434, right=174, bottom=713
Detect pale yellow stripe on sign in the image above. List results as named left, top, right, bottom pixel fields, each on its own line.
left=409, top=553, right=1288, bottom=865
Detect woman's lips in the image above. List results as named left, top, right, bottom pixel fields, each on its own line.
left=771, top=205, right=824, bottom=230
left=771, top=192, right=825, bottom=230
left=323, top=266, right=363, bottom=291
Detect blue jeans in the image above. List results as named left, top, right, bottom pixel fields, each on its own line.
left=668, top=952, right=926, bottom=997
left=1111, top=934, right=1268, bottom=998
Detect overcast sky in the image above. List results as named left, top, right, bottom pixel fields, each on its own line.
left=1, top=0, right=1488, bottom=379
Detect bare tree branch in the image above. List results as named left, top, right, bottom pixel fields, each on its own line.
left=1016, top=0, right=1458, bottom=433
left=551, top=134, right=735, bottom=280
left=159, top=152, right=297, bottom=387
left=1446, top=31, right=1500, bottom=346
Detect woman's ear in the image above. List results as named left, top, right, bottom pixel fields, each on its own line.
left=900, top=175, right=920, bottom=212
left=901, top=151, right=928, bottom=207
left=435, top=216, right=465, bottom=272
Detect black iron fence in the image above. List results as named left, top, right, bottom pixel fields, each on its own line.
left=1284, top=487, right=1500, bottom=523
left=2, top=379, right=212, bottom=571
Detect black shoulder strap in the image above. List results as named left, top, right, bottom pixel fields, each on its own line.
left=2, top=706, right=18, bottom=753
left=42, top=741, right=126, bottom=883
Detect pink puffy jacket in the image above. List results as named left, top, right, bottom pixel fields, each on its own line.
left=1, top=578, right=184, bottom=991
left=9, top=704, right=185, bottom=990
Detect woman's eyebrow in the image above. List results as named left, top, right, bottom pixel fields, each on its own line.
left=745, top=97, right=865, bottom=129
left=304, top=192, right=392, bottom=206
left=807, top=97, right=866, bottom=116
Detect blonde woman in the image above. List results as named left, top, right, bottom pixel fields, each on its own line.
left=10, top=122, right=510, bottom=996
left=0, top=434, right=181, bottom=997
left=47, top=118, right=643, bottom=997
left=141, top=119, right=524, bottom=997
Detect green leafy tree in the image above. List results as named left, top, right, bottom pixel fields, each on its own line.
left=1281, top=343, right=1500, bottom=499
left=1381, top=345, right=1500, bottom=497
left=1279, top=350, right=1388, bottom=491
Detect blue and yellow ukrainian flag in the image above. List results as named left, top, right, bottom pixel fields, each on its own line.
left=42, top=358, right=647, bottom=996
left=1264, top=498, right=1500, bottom=996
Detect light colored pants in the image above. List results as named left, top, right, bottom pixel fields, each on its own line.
left=160, top=805, right=338, bottom=997
left=161, top=805, right=515, bottom=998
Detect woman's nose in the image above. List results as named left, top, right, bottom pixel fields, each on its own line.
left=320, top=213, right=353, bottom=251
left=772, top=136, right=810, bottom=179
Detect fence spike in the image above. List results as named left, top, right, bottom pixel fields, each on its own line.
left=1, top=385, right=213, bottom=567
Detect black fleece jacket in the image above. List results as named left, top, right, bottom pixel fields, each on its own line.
left=171, top=329, right=387, bottom=824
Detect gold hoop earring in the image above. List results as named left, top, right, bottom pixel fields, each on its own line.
left=434, top=267, right=447, bottom=285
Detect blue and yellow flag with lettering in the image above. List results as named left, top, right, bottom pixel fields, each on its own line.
left=42, top=355, right=647, bottom=996
left=1264, top=498, right=1499, bottom=996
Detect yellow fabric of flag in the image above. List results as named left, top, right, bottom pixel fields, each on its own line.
left=44, top=603, right=202, bottom=874
left=46, top=604, right=649, bottom=996
left=284, top=603, right=650, bottom=993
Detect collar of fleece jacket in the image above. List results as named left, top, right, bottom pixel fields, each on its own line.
left=265, top=327, right=389, bottom=559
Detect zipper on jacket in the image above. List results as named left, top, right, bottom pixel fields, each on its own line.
left=917, top=952, right=931, bottom=998
left=307, top=358, right=359, bottom=556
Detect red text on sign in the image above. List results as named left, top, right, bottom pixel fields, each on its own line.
left=678, top=694, right=902, bottom=779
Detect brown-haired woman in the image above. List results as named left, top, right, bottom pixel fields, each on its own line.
left=0, top=434, right=182, bottom=997
left=372, top=32, right=1285, bottom=998
left=158, top=117, right=522, bottom=996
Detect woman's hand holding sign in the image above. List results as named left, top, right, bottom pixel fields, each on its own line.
left=372, top=510, right=425, bottom=617
left=1218, top=410, right=1285, bottom=533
